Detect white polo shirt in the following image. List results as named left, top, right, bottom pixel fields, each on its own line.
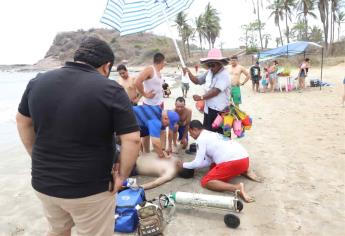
left=197, top=68, right=231, bottom=114
left=183, top=130, right=249, bottom=169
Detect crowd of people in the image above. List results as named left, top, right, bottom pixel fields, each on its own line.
left=17, top=36, right=315, bottom=236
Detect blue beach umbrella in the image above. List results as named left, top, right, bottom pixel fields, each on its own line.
left=101, top=0, right=194, bottom=67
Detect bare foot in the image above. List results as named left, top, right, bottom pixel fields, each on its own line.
left=172, top=145, right=179, bottom=154
left=237, top=183, right=255, bottom=203
left=242, top=170, right=264, bottom=183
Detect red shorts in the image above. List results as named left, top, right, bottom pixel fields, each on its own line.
left=201, top=157, right=249, bottom=187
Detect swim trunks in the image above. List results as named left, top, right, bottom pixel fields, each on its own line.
left=177, top=125, right=188, bottom=141
left=201, top=157, right=249, bottom=187
left=231, top=86, right=242, bottom=105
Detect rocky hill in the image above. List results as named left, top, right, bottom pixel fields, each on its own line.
left=34, top=28, right=196, bottom=68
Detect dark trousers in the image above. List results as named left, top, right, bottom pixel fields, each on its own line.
left=203, top=107, right=224, bottom=134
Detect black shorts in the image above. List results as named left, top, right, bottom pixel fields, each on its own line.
left=252, top=77, right=260, bottom=84
left=203, top=108, right=224, bottom=135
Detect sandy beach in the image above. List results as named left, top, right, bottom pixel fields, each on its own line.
left=0, top=62, right=344, bottom=235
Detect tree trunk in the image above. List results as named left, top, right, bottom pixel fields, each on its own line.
left=304, top=14, right=308, bottom=40
left=278, top=21, right=284, bottom=46
left=257, top=0, right=264, bottom=49
left=285, top=9, right=290, bottom=43
left=199, top=35, right=203, bottom=54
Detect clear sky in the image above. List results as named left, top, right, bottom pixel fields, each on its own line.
left=0, top=0, right=330, bottom=65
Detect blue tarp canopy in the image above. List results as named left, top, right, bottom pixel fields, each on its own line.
left=257, top=41, right=324, bottom=89
left=257, top=41, right=322, bottom=61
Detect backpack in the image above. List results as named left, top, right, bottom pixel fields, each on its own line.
left=137, top=203, right=164, bottom=236
left=114, top=187, right=146, bottom=233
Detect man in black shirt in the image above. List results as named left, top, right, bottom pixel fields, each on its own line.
left=250, top=61, right=261, bottom=92
left=16, top=37, right=140, bottom=236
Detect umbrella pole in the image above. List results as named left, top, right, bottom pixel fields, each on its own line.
left=158, top=2, right=186, bottom=68
left=320, top=47, right=324, bottom=91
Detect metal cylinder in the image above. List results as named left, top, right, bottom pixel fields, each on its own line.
left=171, top=192, right=242, bottom=212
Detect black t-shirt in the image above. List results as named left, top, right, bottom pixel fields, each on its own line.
left=250, top=65, right=261, bottom=78
left=18, top=62, right=139, bottom=198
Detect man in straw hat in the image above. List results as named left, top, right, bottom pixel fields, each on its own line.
left=183, top=48, right=231, bottom=134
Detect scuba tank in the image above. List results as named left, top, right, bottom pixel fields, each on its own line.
left=170, top=191, right=243, bottom=212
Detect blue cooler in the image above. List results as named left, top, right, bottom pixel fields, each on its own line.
left=114, top=188, right=145, bottom=233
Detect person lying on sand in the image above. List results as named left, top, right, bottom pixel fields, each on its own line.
left=135, top=153, right=180, bottom=190
left=176, top=120, right=262, bottom=203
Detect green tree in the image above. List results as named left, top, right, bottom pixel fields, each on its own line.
left=297, top=0, right=317, bottom=40
left=318, top=0, right=330, bottom=51
left=195, top=14, right=206, bottom=53
left=291, top=21, right=305, bottom=41
left=268, top=0, right=284, bottom=46
left=175, top=12, right=188, bottom=58
left=282, top=0, right=295, bottom=43
left=336, top=11, right=345, bottom=41
left=203, top=3, right=221, bottom=49
left=309, top=26, right=324, bottom=42
left=240, top=20, right=265, bottom=52
left=251, top=0, right=265, bottom=49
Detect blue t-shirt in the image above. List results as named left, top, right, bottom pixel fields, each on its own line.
left=133, top=105, right=179, bottom=138
left=133, top=105, right=162, bottom=138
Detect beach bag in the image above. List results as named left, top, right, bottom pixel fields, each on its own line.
left=233, top=119, right=243, bottom=137
left=241, top=115, right=251, bottom=126
left=222, top=114, right=234, bottom=137
left=233, top=106, right=247, bottom=120
left=137, top=203, right=164, bottom=236
left=195, top=100, right=205, bottom=113
left=212, top=114, right=224, bottom=129
left=115, top=188, right=146, bottom=233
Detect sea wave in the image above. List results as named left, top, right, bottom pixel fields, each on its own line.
left=0, top=100, right=17, bottom=124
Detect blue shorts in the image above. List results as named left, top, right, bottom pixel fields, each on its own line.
left=178, top=125, right=188, bottom=141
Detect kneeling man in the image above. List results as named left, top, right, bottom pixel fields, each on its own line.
left=177, top=120, right=261, bottom=203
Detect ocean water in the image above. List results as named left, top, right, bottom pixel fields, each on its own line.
left=0, top=70, right=177, bottom=157
left=0, top=71, right=40, bottom=156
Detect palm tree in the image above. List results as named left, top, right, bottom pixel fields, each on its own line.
left=203, top=3, right=221, bottom=49
left=195, top=15, right=206, bottom=54
left=184, top=24, right=194, bottom=58
left=297, top=0, right=317, bottom=40
left=336, top=11, right=345, bottom=41
left=281, top=0, right=295, bottom=43
left=318, top=0, right=330, bottom=51
left=268, top=0, right=284, bottom=46
left=251, top=0, right=264, bottom=49
left=175, top=12, right=188, bottom=59
left=291, top=21, right=306, bottom=40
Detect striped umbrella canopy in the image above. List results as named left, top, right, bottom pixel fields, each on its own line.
left=101, top=0, right=194, bottom=36
left=101, top=0, right=194, bottom=67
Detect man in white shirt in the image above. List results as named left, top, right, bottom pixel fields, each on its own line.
left=181, top=69, right=190, bottom=98
left=183, top=48, right=231, bottom=134
left=177, top=120, right=262, bottom=203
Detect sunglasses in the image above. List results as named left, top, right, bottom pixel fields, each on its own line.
left=207, top=62, right=218, bottom=68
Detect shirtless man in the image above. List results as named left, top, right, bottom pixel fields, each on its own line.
left=136, top=153, right=179, bottom=190
left=167, top=97, right=192, bottom=153
left=117, top=64, right=141, bottom=105
left=228, top=56, right=251, bottom=107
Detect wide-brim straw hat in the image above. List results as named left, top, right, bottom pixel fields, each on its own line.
left=200, top=48, right=229, bottom=65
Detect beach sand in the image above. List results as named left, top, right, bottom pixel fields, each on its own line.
left=0, top=63, right=344, bottom=235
